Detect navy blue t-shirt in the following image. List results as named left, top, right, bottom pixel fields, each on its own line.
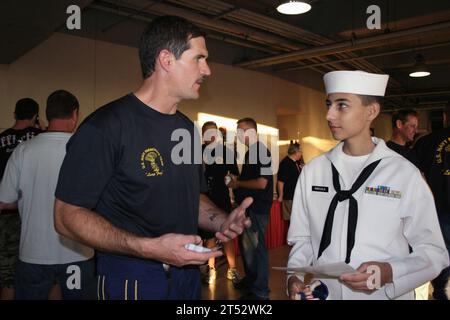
left=202, top=143, right=239, bottom=213
left=56, top=94, right=205, bottom=239
left=413, top=128, right=450, bottom=215
left=386, top=140, right=420, bottom=168
left=234, top=142, right=273, bottom=214
left=277, top=156, right=302, bottom=200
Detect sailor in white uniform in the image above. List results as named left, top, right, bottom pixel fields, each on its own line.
left=287, top=70, right=450, bottom=300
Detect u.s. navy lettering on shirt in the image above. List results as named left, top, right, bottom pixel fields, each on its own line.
left=312, top=186, right=329, bottom=193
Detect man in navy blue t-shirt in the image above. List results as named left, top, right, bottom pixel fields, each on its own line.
left=54, top=16, right=252, bottom=300
left=227, top=117, right=273, bottom=300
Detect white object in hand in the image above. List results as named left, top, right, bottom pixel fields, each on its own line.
left=224, top=175, right=232, bottom=186
left=184, top=243, right=212, bottom=253
left=272, top=262, right=358, bottom=278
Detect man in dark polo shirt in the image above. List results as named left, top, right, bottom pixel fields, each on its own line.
left=277, top=142, right=303, bottom=221
left=227, top=117, right=273, bottom=300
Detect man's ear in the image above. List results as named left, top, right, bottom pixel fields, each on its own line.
left=158, top=49, right=174, bottom=72
left=72, top=109, right=79, bottom=123
left=395, top=119, right=403, bottom=129
left=367, top=102, right=380, bottom=122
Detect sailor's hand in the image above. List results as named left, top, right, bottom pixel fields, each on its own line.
left=340, top=261, right=393, bottom=292
left=288, top=276, right=306, bottom=300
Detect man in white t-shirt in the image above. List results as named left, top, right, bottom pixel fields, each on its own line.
left=287, top=71, right=449, bottom=300
left=0, top=90, right=95, bottom=300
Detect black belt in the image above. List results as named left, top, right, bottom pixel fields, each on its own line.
left=0, top=209, right=19, bottom=215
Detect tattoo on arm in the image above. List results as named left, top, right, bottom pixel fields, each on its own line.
left=199, top=194, right=227, bottom=232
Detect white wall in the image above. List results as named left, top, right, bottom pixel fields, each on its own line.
left=179, top=62, right=278, bottom=127
left=0, top=33, right=142, bottom=130
left=0, top=33, right=280, bottom=131
left=0, top=32, right=393, bottom=163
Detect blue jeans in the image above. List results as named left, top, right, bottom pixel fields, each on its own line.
left=238, top=209, right=270, bottom=299
left=432, top=214, right=450, bottom=300
left=15, top=258, right=96, bottom=300
left=96, top=254, right=201, bottom=300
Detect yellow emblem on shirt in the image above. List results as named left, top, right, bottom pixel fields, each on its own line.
left=140, top=148, right=164, bottom=177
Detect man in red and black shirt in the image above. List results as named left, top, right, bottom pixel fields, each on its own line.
left=0, top=98, right=42, bottom=299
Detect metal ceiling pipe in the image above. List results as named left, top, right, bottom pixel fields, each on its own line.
left=164, top=0, right=398, bottom=84
left=236, top=20, right=450, bottom=68
left=95, top=0, right=301, bottom=51
left=95, top=0, right=396, bottom=86
left=384, top=57, right=450, bottom=70
left=386, top=89, right=450, bottom=98
left=176, top=0, right=383, bottom=81
left=278, top=41, right=450, bottom=72
left=93, top=1, right=352, bottom=72
left=89, top=4, right=282, bottom=55
left=382, top=104, right=448, bottom=113
left=170, top=0, right=324, bottom=46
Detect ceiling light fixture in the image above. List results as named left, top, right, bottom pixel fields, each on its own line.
left=409, top=54, right=431, bottom=78
left=277, top=1, right=311, bottom=15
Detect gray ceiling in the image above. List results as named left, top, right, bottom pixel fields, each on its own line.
left=2, top=0, right=450, bottom=112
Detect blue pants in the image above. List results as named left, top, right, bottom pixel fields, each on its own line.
left=15, top=258, right=96, bottom=300
left=96, top=254, right=201, bottom=300
left=432, top=214, right=450, bottom=300
left=238, top=209, right=270, bottom=299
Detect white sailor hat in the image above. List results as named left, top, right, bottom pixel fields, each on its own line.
left=323, top=70, right=389, bottom=97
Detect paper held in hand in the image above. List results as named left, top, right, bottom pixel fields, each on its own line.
left=273, top=262, right=358, bottom=278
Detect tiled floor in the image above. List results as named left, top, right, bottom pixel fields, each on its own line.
left=201, top=245, right=291, bottom=300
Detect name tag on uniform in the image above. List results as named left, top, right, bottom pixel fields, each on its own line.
left=312, top=186, right=329, bottom=193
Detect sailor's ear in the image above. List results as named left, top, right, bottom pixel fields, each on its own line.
left=367, top=102, right=380, bottom=121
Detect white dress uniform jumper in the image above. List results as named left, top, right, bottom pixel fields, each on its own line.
left=288, top=138, right=449, bottom=299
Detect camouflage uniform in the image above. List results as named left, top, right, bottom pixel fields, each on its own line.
left=0, top=212, right=21, bottom=288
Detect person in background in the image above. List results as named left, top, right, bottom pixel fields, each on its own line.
left=277, top=142, right=303, bottom=221
left=201, top=121, right=241, bottom=284
left=228, top=117, right=273, bottom=300
left=0, top=90, right=95, bottom=300
left=0, top=98, right=42, bottom=300
left=413, top=104, right=450, bottom=300
left=386, top=109, right=420, bottom=167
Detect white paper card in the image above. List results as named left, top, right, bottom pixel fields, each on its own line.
left=273, top=262, right=358, bottom=278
